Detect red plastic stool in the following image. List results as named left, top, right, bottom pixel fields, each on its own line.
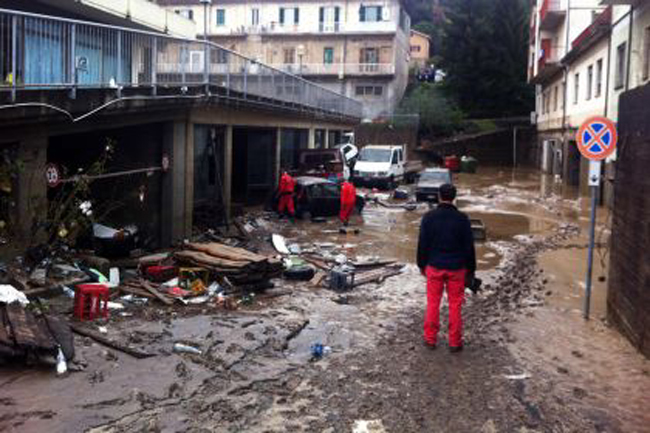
left=74, top=284, right=109, bottom=321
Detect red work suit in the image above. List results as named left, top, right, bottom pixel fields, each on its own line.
left=277, top=172, right=295, bottom=216
left=339, top=181, right=356, bottom=224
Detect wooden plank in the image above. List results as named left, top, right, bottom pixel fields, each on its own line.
left=0, top=306, right=14, bottom=347
left=5, top=303, right=57, bottom=351
left=139, top=279, right=173, bottom=306
left=118, top=285, right=156, bottom=299
left=70, top=324, right=155, bottom=359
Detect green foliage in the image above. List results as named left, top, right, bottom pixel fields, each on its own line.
left=398, top=83, right=465, bottom=137
left=439, top=0, right=534, bottom=117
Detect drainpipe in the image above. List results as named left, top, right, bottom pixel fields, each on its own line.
left=604, top=24, right=612, bottom=117
left=625, top=5, right=634, bottom=92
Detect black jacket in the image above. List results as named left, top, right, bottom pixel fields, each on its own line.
left=417, top=203, right=476, bottom=273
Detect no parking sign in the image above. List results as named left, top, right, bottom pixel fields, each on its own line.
left=576, top=116, right=617, bottom=161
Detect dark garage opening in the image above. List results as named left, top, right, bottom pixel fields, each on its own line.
left=47, top=123, right=164, bottom=250
left=232, top=127, right=276, bottom=206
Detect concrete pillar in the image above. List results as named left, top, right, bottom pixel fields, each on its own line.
left=223, top=124, right=233, bottom=219
left=308, top=127, right=316, bottom=149
left=184, top=119, right=194, bottom=236
left=162, top=121, right=188, bottom=246
left=324, top=129, right=330, bottom=149
left=16, top=137, right=47, bottom=244
left=275, top=127, right=282, bottom=181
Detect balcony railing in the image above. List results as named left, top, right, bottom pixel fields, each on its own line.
left=214, top=21, right=399, bottom=36
left=537, top=40, right=563, bottom=72
left=270, top=63, right=395, bottom=76
left=0, top=8, right=362, bottom=119
left=539, top=0, right=565, bottom=30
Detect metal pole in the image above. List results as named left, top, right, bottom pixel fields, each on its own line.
left=70, top=23, right=76, bottom=99
left=10, top=15, right=17, bottom=102
left=512, top=126, right=517, bottom=167
left=584, top=184, right=598, bottom=319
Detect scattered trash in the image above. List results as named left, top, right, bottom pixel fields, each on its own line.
left=310, top=343, right=331, bottom=360
left=393, top=188, right=409, bottom=200
left=0, top=284, right=29, bottom=306
left=109, top=267, right=120, bottom=287
left=56, top=346, right=68, bottom=375
left=173, top=343, right=202, bottom=355
left=272, top=234, right=290, bottom=255
left=106, top=302, right=125, bottom=310
left=503, top=372, right=531, bottom=380
left=97, top=326, right=108, bottom=334
left=328, top=267, right=356, bottom=291
left=61, top=285, right=75, bottom=298
left=353, top=419, right=387, bottom=433
left=288, top=243, right=302, bottom=254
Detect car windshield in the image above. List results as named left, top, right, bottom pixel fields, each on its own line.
left=359, top=148, right=391, bottom=162
left=420, top=172, right=450, bottom=183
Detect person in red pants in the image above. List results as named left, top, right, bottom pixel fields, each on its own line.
left=339, top=180, right=356, bottom=226
left=277, top=170, right=296, bottom=219
left=417, top=184, right=476, bottom=352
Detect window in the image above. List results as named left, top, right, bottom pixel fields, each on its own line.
left=175, top=9, right=194, bottom=20
left=283, top=48, right=296, bottom=64
left=355, top=85, right=383, bottom=96
left=360, top=5, right=383, bottom=22
left=216, top=9, right=226, bottom=26
left=251, top=8, right=260, bottom=26
left=553, top=86, right=558, bottom=112
left=280, top=7, right=299, bottom=25
left=410, top=45, right=421, bottom=53
left=615, top=42, right=627, bottom=89
left=586, top=65, right=593, bottom=100
left=573, top=73, right=579, bottom=105
left=360, top=47, right=379, bottom=64
left=595, top=59, right=603, bottom=97
left=642, top=27, right=650, bottom=81
left=319, top=6, right=341, bottom=31
left=323, top=47, right=334, bottom=64
left=391, top=151, right=399, bottom=165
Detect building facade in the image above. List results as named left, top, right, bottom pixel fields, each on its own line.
left=156, top=0, right=411, bottom=120
left=409, top=29, right=431, bottom=69
left=528, top=0, right=650, bottom=200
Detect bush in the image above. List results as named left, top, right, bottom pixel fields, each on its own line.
left=398, top=83, right=465, bottom=137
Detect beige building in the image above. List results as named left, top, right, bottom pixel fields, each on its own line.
left=156, top=0, right=412, bottom=120
left=409, top=29, right=431, bottom=69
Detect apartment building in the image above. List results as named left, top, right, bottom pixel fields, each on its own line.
left=409, top=29, right=431, bottom=69
left=528, top=0, right=650, bottom=199
left=156, top=0, right=411, bottom=120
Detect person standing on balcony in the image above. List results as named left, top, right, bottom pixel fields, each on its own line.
left=277, top=170, right=296, bottom=220
left=339, top=179, right=356, bottom=226
left=417, top=184, right=476, bottom=352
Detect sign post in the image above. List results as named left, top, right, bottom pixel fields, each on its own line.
left=576, top=116, right=617, bottom=320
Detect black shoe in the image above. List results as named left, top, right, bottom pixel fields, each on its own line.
left=449, top=345, right=463, bottom=353
left=423, top=341, right=437, bottom=350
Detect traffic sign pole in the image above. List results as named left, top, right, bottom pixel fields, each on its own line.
left=576, top=117, right=616, bottom=320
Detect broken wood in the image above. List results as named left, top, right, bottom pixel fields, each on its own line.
left=70, top=324, right=155, bottom=359
left=5, top=303, right=57, bottom=351
left=139, top=279, right=174, bottom=306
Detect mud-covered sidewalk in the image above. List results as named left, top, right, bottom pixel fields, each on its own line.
left=2, top=168, right=650, bottom=433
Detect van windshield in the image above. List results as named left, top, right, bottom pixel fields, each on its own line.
left=359, top=148, right=391, bottom=162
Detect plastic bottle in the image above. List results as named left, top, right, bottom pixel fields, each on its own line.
left=56, top=347, right=67, bottom=375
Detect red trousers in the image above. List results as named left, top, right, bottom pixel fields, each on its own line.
left=340, top=202, right=354, bottom=223
left=278, top=195, right=295, bottom=216
left=424, top=266, right=467, bottom=347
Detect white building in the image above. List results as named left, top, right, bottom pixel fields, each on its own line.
left=156, top=0, right=412, bottom=120
left=528, top=0, right=650, bottom=200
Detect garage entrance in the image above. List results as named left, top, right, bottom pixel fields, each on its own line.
left=232, top=127, right=277, bottom=206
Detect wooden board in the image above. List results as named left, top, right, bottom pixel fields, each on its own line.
left=5, top=303, right=57, bottom=351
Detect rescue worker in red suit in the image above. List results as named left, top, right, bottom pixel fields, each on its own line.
left=339, top=180, right=356, bottom=226
left=417, top=184, right=476, bottom=352
left=277, top=170, right=296, bottom=219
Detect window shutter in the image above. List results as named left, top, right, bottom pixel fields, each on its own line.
left=279, top=8, right=285, bottom=24
left=359, top=48, right=364, bottom=63
left=295, top=8, right=300, bottom=24
left=319, top=7, right=324, bottom=23
left=335, top=7, right=340, bottom=23
left=381, top=6, right=389, bottom=21
left=359, top=6, right=365, bottom=22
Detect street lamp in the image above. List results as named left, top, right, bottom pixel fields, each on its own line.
left=199, top=0, right=212, bottom=87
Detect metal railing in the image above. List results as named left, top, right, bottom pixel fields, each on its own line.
left=0, top=8, right=362, bottom=119
left=270, top=63, right=395, bottom=76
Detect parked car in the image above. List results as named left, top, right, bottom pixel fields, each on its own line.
left=353, top=144, right=423, bottom=189
left=415, top=168, right=452, bottom=202
left=269, top=176, right=365, bottom=219
left=297, top=145, right=358, bottom=183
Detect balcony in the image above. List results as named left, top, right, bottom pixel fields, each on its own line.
left=269, top=63, right=395, bottom=77
left=0, top=8, right=362, bottom=120
left=531, top=39, right=563, bottom=84
left=539, top=0, right=565, bottom=31
left=213, top=21, right=399, bottom=37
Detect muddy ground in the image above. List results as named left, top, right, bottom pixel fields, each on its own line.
left=1, top=167, right=650, bottom=433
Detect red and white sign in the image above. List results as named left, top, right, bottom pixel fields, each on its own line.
left=576, top=116, right=618, bottom=161
left=45, top=163, right=61, bottom=188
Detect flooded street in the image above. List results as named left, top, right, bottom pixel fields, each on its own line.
left=2, top=167, right=649, bottom=433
